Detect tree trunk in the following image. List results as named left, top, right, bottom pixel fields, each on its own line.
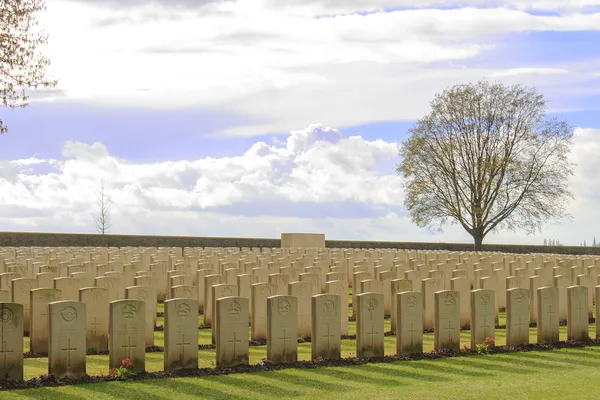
left=473, top=234, right=484, bottom=252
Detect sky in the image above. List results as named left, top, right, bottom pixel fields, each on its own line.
left=0, top=0, right=599, bottom=246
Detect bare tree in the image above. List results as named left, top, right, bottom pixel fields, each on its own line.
left=0, top=0, right=58, bottom=133
left=91, top=181, right=113, bottom=239
left=397, top=80, right=574, bottom=251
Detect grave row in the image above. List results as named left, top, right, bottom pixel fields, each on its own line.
left=1, top=284, right=596, bottom=381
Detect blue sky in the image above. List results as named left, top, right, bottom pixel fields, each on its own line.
left=1, top=0, right=600, bottom=246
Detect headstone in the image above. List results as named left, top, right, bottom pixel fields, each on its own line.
left=95, top=276, right=120, bottom=302
left=251, top=282, right=277, bottom=341
left=422, top=278, right=440, bottom=330
left=537, top=286, right=559, bottom=344
left=11, top=277, right=36, bottom=334
left=567, top=285, right=589, bottom=341
left=311, top=294, right=341, bottom=360
left=164, top=298, right=199, bottom=371
left=470, top=289, right=495, bottom=349
left=434, top=290, right=460, bottom=351
left=390, top=279, right=413, bottom=332
left=356, top=292, right=384, bottom=359
left=326, top=280, right=349, bottom=335
left=203, top=274, right=224, bottom=325
left=216, top=296, right=249, bottom=368
left=53, top=277, right=79, bottom=301
left=506, top=288, right=529, bottom=347
left=396, top=291, right=423, bottom=354
left=0, top=303, right=24, bottom=380
left=109, top=299, right=146, bottom=373
left=48, top=301, right=86, bottom=378
left=267, top=295, right=298, bottom=363
left=289, top=281, right=312, bottom=338
left=451, top=277, right=471, bottom=328
left=211, top=284, right=238, bottom=343
left=79, top=287, right=109, bottom=351
left=125, top=285, right=156, bottom=348
left=30, top=288, right=62, bottom=354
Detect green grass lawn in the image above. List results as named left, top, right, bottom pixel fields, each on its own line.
left=6, top=346, right=600, bottom=399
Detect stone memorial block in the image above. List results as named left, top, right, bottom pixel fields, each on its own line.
left=11, top=277, right=36, bottom=334
left=204, top=274, right=225, bottom=325
left=135, top=275, right=153, bottom=288
left=391, top=279, right=414, bottom=332
left=164, top=298, right=199, bottom=371
left=109, top=299, right=146, bottom=373
left=434, top=290, right=460, bottom=351
left=30, top=288, right=62, bottom=354
left=470, top=289, right=495, bottom=349
left=450, top=277, right=470, bottom=328
left=506, top=288, right=530, bottom=347
left=352, top=271, right=370, bottom=315
left=79, top=287, right=109, bottom=351
left=211, top=284, right=238, bottom=342
left=0, top=303, right=24, bottom=380
left=422, top=278, right=440, bottom=330
left=396, top=291, right=423, bottom=354
left=95, top=276, right=120, bottom=302
left=48, top=301, right=86, bottom=378
left=356, top=292, right=384, bottom=359
left=54, top=277, right=79, bottom=301
left=289, top=281, right=312, bottom=337
left=326, top=280, right=349, bottom=335
left=266, top=295, right=298, bottom=363
left=537, top=286, right=559, bottom=344
left=126, top=286, right=157, bottom=347
left=251, top=282, right=277, bottom=341
left=0, top=289, right=10, bottom=301
left=311, top=294, right=341, bottom=360
left=216, top=296, right=249, bottom=368
left=567, top=285, right=589, bottom=341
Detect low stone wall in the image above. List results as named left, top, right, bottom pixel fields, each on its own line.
left=0, top=231, right=597, bottom=255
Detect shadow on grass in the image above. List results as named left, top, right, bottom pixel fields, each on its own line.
left=257, top=368, right=349, bottom=392
left=201, top=373, right=303, bottom=398
left=11, top=388, right=89, bottom=400
left=301, top=365, right=401, bottom=387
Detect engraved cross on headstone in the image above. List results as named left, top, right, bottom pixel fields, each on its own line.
left=575, top=300, right=586, bottom=332
left=228, top=331, right=242, bottom=358
left=0, top=340, right=13, bottom=367
left=516, top=316, right=526, bottom=341
left=90, top=318, right=100, bottom=336
left=176, top=334, right=191, bottom=360
left=278, top=329, right=292, bottom=357
left=122, top=336, right=137, bottom=359
left=407, top=321, right=416, bottom=346
left=322, top=326, right=335, bottom=349
left=445, top=319, right=455, bottom=341
left=481, top=318, right=491, bottom=337
left=60, top=339, right=77, bottom=369
left=365, top=323, right=377, bottom=348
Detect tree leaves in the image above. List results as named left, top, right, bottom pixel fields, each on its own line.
left=397, top=80, right=574, bottom=250
left=0, top=0, right=57, bottom=133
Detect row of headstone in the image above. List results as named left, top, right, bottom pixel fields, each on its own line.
left=2, top=284, right=596, bottom=381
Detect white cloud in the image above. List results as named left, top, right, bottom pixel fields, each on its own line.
left=0, top=124, right=598, bottom=246
left=29, top=1, right=600, bottom=136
